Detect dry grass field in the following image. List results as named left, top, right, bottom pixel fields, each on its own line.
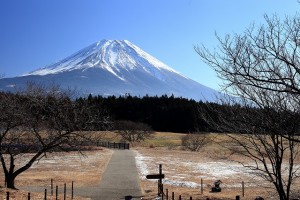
left=0, top=147, right=113, bottom=200
left=135, top=132, right=300, bottom=200
left=0, top=131, right=299, bottom=200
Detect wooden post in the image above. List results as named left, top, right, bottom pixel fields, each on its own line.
left=157, top=180, right=160, bottom=196
left=56, top=185, right=58, bottom=200
left=64, top=183, right=66, bottom=200
left=44, top=189, right=47, bottom=200
left=172, top=192, right=174, bottom=200
left=242, top=181, right=245, bottom=197
left=166, top=189, right=168, bottom=200
left=201, top=178, right=203, bottom=194
left=236, top=195, right=240, bottom=200
left=28, top=192, right=30, bottom=200
left=190, top=197, right=192, bottom=200
left=158, top=164, right=163, bottom=197
left=6, top=191, right=9, bottom=200
left=71, top=181, right=74, bottom=199
left=179, top=195, right=181, bottom=200
left=161, top=184, right=164, bottom=200
left=51, top=179, right=53, bottom=196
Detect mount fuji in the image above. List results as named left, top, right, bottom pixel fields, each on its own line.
left=0, top=40, right=222, bottom=101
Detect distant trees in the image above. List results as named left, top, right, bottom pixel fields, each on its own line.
left=196, top=14, right=300, bottom=200
left=85, top=94, right=211, bottom=133
left=0, top=84, right=110, bottom=189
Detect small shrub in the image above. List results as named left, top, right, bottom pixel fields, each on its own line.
left=181, top=132, right=210, bottom=151
left=167, top=144, right=176, bottom=150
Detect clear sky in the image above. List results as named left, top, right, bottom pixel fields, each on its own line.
left=0, top=0, right=299, bottom=91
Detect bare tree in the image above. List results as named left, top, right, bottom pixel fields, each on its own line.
left=0, top=85, right=110, bottom=189
left=114, top=120, right=153, bottom=145
left=181, top=132, right=210, bottom=151
left=196, top=14, right=300, bottom=200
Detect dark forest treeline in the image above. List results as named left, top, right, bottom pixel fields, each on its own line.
left=77, top=94, right=226, bottom=133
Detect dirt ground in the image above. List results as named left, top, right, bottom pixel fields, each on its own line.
left=134, top=133, right=300, bottom=200
left=135, top=147, right=274, bottom=200
left=0, top=147, right=113, bottom=200
left=0, top=132, right=299, bottom=200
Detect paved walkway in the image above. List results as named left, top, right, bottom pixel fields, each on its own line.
left=20, top=150, right=142, bottom=200
left=75, top=149, right=142, bottom=200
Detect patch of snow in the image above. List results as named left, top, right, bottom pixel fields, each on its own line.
left=135, top=151, right=202, bottom=188
left=192, top=162, right=253, bottom=179
left=134, top=151, right=269, bottom=188
left=163, top=179, right=200, bottom=188
left=134, top=150, right=151, bottom=177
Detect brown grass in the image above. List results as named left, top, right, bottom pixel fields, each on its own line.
left=0, top=147, right=113, bottom=199
left=134, top=132, right=300, bottom=200
left=136, top=148, right=276, bottom=200
left=0, top=188, right=90, bottom=200
left=0, top=131, right=299, bottom=199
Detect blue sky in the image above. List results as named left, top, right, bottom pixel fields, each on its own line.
left=0, top=0, right=299, bottom=90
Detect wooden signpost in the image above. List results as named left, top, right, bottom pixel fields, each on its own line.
left=146, top=164, right=165, bottom=198
left=146, top=174, right=165, bottom=179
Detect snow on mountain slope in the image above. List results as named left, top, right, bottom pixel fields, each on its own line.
left=25, top=40, right=181, bottom=81
left=0, top=40, right=222, bottom=101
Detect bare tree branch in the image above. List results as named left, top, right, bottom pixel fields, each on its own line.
left=196, top=14, right=300, bottom=200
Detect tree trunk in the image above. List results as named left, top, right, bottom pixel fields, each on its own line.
left=5, top=173, right=16, bottom=189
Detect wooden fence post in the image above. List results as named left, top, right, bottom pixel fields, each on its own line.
left=179, top=195, right=181, bottom=200
left=51, top=179, right=53, bottom=196
left=64, top=183, right=66, bottom=200
left=56, top=185, right=58, bottom=200
left=44, top=189, right=47, bottom=200
left=172, top=192, right=174, bottom=200
left=236, top=195, right=240, bottom=200
left=6, top=191, right=9, bottom=200
left=166, top=189, right=168, bottom=200
left=71, top=181, right=74, bottom=199
left=242, top=181, right=244, bottom=197
left=190, top=197, right=192, bottom=200
left=28, top=192, right=30, bottom=200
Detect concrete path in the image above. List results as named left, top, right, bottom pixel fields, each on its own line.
left=75, top=149, right=142, bottom=200
left=95, top=150, right=142, bottom=199
left=20, top=150, right=142, bottom=200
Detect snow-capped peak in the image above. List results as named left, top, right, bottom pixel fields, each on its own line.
left=1, top=39, right=223, bottom=101
left=24, top=40, right=183, bottom=81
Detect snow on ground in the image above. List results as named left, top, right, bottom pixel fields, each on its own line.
left=135, top=151, right=200, bottom=188
left=192, top=161, right=253, bottom=179
left=135, top=151, right=151, bottom=177
left=134, top=150, right=265, bottom=188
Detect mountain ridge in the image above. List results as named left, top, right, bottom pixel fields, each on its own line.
left=0, top=40, right=222, bottom=101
